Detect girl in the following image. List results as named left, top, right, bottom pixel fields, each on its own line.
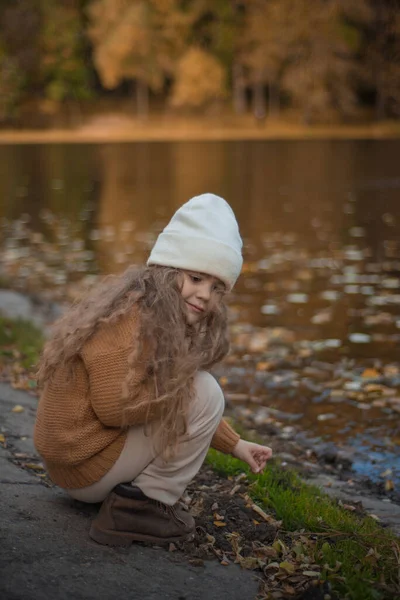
left=34, top=193, right=272, bottom=547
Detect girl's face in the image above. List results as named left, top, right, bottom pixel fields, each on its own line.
left=180, top=270, right=226, bottom=324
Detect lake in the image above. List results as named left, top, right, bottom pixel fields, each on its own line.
left=0, top=139, right=399, bottom=487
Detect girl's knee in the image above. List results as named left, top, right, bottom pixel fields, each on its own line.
left=193, top=371, right=225, bottom=422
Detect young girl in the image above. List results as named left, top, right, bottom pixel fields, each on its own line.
left=34, top=193, right=272, bottom=547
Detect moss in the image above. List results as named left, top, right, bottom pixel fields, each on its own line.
left=207, top=449, right=400, bottom=600
left=0, top=316, right=44, bottom=370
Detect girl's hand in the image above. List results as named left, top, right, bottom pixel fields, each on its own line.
left=232, top=439, right=273, bottom=474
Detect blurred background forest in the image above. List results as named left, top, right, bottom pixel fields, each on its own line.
left=0, top=0, right=400, bottom=128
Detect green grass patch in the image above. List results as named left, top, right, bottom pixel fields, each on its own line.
left=207, top=449, right=400, bottom=600
left=0, top=316, right=43, bottom=370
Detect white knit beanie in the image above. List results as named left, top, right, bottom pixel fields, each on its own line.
left=147, top=193, right=243, bottom=290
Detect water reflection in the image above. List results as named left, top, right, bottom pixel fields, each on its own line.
left=0, top=140, right=399, bottom=485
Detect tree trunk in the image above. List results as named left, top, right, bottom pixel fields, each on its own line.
left=232, top=63, right=247, bottom=114
left=268, top=83, right=280, bottom=118
left=252, top=77, right=266, bottom=120
left=136, top=79, right=149, bottom=119
left=375, top=79, right=386, bottom=121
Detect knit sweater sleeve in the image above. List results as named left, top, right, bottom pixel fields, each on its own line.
left=210, top=418, right=240, bottom=454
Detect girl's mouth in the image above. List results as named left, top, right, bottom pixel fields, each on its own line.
left=187, top=302, right=204, bottom=313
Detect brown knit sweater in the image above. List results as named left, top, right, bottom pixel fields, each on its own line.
left=34, top=309, right=240, bottom=489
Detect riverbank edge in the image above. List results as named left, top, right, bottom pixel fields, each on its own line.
left=1, top=116, right=400, bottom=144
left=0, top=288, right=399, bottom=528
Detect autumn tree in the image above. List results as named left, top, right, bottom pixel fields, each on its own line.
left=240, top=0, right=301, bottom=119
left=280, top=0, right=372, bottom=123
left=0, top=0, right=41, bottom=121
left=39, top=0, right=92, bottom=105
left=87, top=0, right=196, bottom=117
left=170, top=46, right=226, bottom=108
left=184, top=0, right=245, bottom=113
left=364, top=0, right=400, bottom=119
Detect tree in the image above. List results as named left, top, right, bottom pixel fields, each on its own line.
left=281, top=0, right=371, bottom=123
left=364, top=0, right=400, bottom=119
left=240, top=0, right=300, bottom=119
left=170, top=47, right=226, bottom=109
left=87, top=0, right=195, bottom=117
left=0, top=43, right=25, bottom=122
left=40, top=0, right=92, bottom=105
left=0, top=0, right=41, bottom=121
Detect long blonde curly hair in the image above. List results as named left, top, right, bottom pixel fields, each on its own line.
left=37, top=265, right=229, bottom=457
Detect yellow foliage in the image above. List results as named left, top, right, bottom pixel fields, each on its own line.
left=170, top=47, right=226, bottom=108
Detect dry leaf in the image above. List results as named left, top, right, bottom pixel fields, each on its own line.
left=251, top=503, right=276, bottom=524
left=12, top=405, right=24, bottom=413
left=279, top=561, right=295, bottom=574
left=303, top=570, right=321, bottom=577
left=230, top=484, right=241, bottom=496
left=220, top=559, right=230, bottom=566
left=240, top=556, right=261, bottom=570
left=23, top=462, right=44, bottom=471
left=0, top=434, right=5, bottom=444
left=205, top=533, right=215, bottom=544
left=213, top=521, right=226, bottom=527
left=213, top=512, right=225, bottom=521
left=273, top=539, right=287, bottom=555
left=385, top=479, right=394, bottom=491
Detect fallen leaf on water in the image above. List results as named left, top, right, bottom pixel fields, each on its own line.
left=380, top=468, right=392, bottom=478
left=12, top=405, right=24, bottom=413
left=362, top=368, right=380, bottom=378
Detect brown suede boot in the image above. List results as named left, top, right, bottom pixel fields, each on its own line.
left=89, top=483, right=195, bottom=547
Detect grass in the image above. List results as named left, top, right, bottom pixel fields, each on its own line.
left=0, top=316, right=43, bottom=372
left=207, top=449, right=400, bottom=600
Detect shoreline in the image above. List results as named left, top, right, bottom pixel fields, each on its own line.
left=1, top=116, right=400, bottom=144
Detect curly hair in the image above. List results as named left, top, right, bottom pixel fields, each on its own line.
left=37, top=265, right=229, bottom=458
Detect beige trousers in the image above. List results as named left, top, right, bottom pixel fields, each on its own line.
left=67, top=371, right=225, bottom=506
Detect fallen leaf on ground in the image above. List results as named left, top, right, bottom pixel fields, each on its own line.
left=213, top=521, right=226, bottom=527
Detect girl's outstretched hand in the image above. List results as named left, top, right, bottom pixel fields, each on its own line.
left=232, top=439, right=273, bottom=474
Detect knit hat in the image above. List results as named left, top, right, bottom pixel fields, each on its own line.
left=147, top=193, right=243, bottom=290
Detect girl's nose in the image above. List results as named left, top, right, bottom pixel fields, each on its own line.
left=196, top=282, right=212, bottom=301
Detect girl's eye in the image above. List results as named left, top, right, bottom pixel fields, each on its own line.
left=213, top=284, right=225, bottom=294
left=190, top=274, right=202, bottom=283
